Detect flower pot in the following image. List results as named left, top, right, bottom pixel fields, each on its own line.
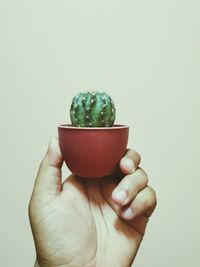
left=58, top=125, right=129, bottom=178
left=58, top=124, right=129, bottom=178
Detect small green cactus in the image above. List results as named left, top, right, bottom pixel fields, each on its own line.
left=70, top=91, right=116, bottom=127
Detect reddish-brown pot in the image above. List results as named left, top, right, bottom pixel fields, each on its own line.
left=58, top=124, right=129, bottom=178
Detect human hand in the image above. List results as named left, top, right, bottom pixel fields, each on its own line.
left=29, top=137, right=157, bottom=267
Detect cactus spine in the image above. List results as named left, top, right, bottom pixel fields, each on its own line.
left=70, top=91, right=116, bottom=127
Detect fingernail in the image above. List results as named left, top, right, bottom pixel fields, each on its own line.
left=113, top=189, right=128, bottom=203
left=124, top=158, right=135, bottom=172
left=122, top=207, right=134, bottom=219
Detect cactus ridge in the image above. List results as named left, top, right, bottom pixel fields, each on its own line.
left=70, top=91, right=116, bottom=127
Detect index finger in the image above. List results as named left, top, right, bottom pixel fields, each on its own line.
left=120, top=149, right=141, bottom=175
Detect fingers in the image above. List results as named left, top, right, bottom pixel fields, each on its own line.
left=110, top=148, right=157, bottom=223
left=32, top=137, right=63, bottom=197
left=121, top=186, right=157, bottom=220
left=112, top=168, right=148, bottom=205
left=119, top=149, right=141, bottom=174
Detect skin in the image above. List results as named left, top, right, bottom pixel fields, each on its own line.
left=29, top=137, right=157, bottom=267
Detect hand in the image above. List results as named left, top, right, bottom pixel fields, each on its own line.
left=29, top=137, right=157, bottom=267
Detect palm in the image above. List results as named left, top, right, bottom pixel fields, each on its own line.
left=32, top=174, right=148, bottom=267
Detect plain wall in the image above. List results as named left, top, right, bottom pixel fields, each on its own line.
left=0, top=1, right=199, bottom=266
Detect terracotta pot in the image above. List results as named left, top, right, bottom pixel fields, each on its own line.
left=58, top=124, right=129, bottom=178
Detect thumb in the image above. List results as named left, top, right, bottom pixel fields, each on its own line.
left=33, top=136, right=63, bottom=197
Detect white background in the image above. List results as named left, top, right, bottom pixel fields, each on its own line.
left=0, top=1, right=200, bottom=266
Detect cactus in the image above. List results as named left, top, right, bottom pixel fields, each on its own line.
left=70, top=91, right=116, bottom=127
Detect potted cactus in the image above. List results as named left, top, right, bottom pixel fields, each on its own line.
left=58, top=91, right=129, bottom=178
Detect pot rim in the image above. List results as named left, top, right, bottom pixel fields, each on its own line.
left=58, top=124, right=129, bottom=130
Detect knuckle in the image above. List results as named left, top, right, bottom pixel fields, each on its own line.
left=127, top=148, right=135, bottom=155
left=139, top=197, right=148, bottom=208
left=142, top=172, right=148, bottom=184
left=148, top=186, right=157, bottom=201
left=126, top=148, right=141, bottom=164
left=139, top=167, right=148, bottom=178
left=135, top=168, right=148, bottom=186
left=147, top=187, right=157, bottom=208
left=132, top=149, right=141, bottom=165
left=135, top=187, right=157, bottom=216
left=139, top=195, right=150, bottom=208
left=138, top=187, right=157, bottom=209
left=135, top=150, right=141, bottom=164
left=124, top=169, right=148, bottom=195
